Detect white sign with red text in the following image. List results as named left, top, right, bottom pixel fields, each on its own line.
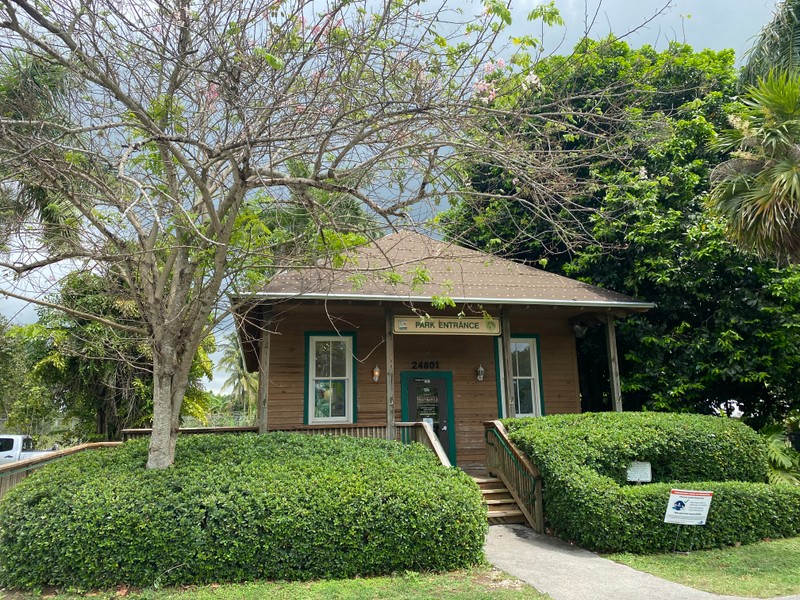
left=664, top=489, right=713, bottom=525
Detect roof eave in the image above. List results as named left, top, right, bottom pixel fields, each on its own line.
left=231, top=291, right=655, bottom=311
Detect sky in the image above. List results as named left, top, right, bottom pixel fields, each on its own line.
left=0, top=0, right=784, bottom=392
left=523, top=0, right=778, bottom=61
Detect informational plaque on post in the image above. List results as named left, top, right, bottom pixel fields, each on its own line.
left=626, top=461, right=652, bottom=483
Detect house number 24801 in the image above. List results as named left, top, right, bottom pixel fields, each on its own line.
left=412, top=361, right=440, bottom=369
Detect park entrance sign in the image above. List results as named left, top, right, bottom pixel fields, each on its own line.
left=664, top=489, right=713, bottom=525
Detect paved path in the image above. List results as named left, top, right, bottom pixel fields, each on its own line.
left=485, top=525, right=800, bottom=600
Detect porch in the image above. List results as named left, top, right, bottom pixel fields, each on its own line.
left=121, top=419, right=543, bottom=530
left=0, top=420, right=542, bottom=532
left=121, top=421, right=451, bottom=467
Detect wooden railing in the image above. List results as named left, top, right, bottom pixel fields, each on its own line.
left=0, top=423, right=451, bottom=501
left=122, top=426, right=258, bottom=441
left=484, top=420, right=543, bottom=533
left=272, top=424, right=389, bottom=439
left=396, top=421, right=451, bottom=467
left=121, top=422, right=452, bottom=468
left=0, top=442, right=122, bottom=500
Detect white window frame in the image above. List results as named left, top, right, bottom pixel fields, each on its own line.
left=307, top=334, right=354, bottom=424
left=496, top=336, right=543, bottom=418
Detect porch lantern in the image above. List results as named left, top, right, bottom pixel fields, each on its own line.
left=572, top=322, right=589, bottom=338
left=372, top=365, right=380, bottom=382
left=476, top=364, right=485, bottom=381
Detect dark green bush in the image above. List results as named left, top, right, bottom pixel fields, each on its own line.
left=505, top=412, right=800, bottom=553
left=0, top=433, right=486, bottom=589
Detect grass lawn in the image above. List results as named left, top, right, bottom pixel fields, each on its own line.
left=606, top=537, right=800, bottom=598
left=1, top=569, right=550, bottom=600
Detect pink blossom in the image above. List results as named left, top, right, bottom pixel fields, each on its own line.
left=206, top=83, right=220, bottom=102
left=484, top=62, right=495, bottom=75
left=295, top=104, right=306, bottom=114
left=474, top=80, right=490, bottom=93
left=496, top=58, right=506, bottom=68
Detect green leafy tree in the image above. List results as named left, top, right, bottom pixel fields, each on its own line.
left=445, top=40, right=800, bottom=424
left=12, top=272, right=215, bottom=440
left=0, top=317, right=53, bottom=434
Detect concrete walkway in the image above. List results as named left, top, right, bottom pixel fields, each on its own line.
left=485, top=525, right=800, bottom=600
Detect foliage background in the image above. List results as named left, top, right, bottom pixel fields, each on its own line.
left=444, top=39, right=800, bottom=425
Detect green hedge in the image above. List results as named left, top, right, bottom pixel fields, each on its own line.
left=505, top=412, right=800, bottom=553
left=0, top=433, right=486, bottom=589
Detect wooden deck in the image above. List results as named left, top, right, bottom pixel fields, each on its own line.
left=121, top=421, right=451, bottom=467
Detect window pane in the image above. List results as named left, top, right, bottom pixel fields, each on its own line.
left=315, top=341, right=330, bottom=377
left=330, top=341, right=348, bottom=377
left=314, top=380, right=346, bottom=418
left=512, top=341, right=532, bottom=377
left=515, top=379, right=534, bottom=415
left=315, top=381, right=331, bottom=417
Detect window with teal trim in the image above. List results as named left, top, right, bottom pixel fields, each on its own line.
left=511, top=338, right=541, bottom=417
left=308, top=335, right=354, bottom=423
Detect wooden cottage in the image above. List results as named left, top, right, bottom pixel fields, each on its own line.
left=234, top=231, right=652, bottom=474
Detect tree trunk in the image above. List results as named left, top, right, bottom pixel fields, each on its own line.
left=146, top=339, right=190, bottom=469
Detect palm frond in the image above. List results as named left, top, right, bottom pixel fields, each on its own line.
left=741, top=0, right=800, bottom=85
left=760, top=424, right=800, bottom=485
left=708, top=71, right=800, bottom=262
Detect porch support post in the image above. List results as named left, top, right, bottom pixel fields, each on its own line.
left=257, top=312, right=271, bottom=433
left=385, top=306, right=395, bottom=441
left=606, top=314, right=623, bottom=412
left=500, top=306, right=516, bottom=418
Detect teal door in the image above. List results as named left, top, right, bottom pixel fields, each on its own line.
left=401, top=372, right=455, bottom=463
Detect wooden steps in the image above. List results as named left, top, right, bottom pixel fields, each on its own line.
left=474, top=476, right=527, bottom=525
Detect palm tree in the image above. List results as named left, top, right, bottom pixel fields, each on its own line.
left=0, top=53, right=79, bottom=249
left=741, top=0, right=800, bottom=86
left=218, top=333, right=258, bottom=419
left=708, top=70, right=800, bottom=262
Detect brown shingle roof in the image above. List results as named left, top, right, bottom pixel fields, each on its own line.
left=250, top=231, right=652, bottom=310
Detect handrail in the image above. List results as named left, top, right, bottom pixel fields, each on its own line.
left=0, top=442, right=122, bottom=500
left=396, top=421, right=451, bottom=468
left=483, top=420, right=543, bottom=533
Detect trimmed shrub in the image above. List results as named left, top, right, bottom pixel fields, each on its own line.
left=0, top=433, right=486, bottom=589
left=505, top=412, right=800, bottom=553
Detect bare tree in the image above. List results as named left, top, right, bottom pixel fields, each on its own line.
left=0, top=0, right=643, bottom=467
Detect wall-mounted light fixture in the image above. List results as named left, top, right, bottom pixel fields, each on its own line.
left=476, top=364, right=485, bottom=381
left=572, top=322, right=589, bottom=338
left=372, top=365, right=381, bottom=382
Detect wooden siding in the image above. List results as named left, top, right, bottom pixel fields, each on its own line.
left=263, top=302, right=581, bottom=469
